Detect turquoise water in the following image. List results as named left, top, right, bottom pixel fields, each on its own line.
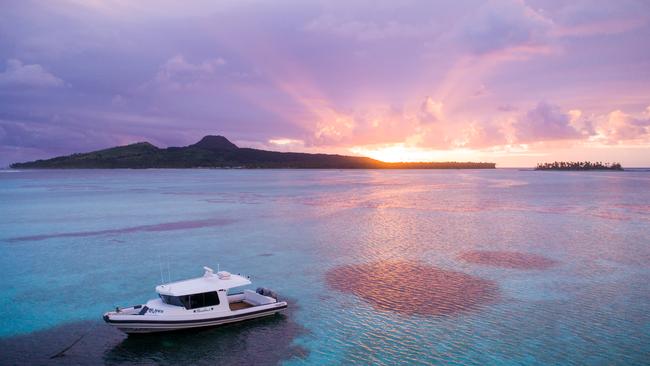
left=1, top=169, right=649, bottom=365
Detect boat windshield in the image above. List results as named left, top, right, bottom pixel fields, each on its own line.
left=159, top=294, right=185, bottom=307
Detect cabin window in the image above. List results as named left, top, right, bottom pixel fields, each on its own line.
left=160, top=292, right=220, bottom=309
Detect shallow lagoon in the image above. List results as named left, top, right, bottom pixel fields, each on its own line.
left=1, top=169, right=649, bottom=365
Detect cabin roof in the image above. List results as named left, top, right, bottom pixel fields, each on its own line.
left=155, top=267, right=251, bottom=296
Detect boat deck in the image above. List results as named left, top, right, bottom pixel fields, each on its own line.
left=229, top=301, right=255, bottom=311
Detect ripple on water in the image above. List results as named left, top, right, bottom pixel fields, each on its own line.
left=326, top=260, right=499, bottom=316
left=458, top=250, right=557, bottom=270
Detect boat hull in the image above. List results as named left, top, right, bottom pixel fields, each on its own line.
left=104, top=303, right=287, bottom=334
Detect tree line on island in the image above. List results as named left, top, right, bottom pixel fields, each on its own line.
left=10, top=135, right=496, bottom=169
left=535, top=161, right=623, bottom=171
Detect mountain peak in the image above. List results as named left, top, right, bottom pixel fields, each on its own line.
left=192, top=135, right=238, bottom=150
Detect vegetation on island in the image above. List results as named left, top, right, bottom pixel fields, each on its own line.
left=11, top=135, right=496, bottom=169
left=535, top=161, right=623, bottom=171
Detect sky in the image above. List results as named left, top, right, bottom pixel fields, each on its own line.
left=1, top=0, right=649, bottom=167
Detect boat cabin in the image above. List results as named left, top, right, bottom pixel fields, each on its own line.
left=153, top=267, right=274, bottom=312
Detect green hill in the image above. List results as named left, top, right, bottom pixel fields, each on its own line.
left=11, top=135, right=496, bottom=169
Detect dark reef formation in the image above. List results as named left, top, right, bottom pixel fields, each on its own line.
left=11, top=135, right=496, bottom=169
left=326, top=260, right=499, bottom=316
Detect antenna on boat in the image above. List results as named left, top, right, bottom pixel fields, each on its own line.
left=158, top=255, right=164, bottom=284
left=167, top=257, right=172, bottom=283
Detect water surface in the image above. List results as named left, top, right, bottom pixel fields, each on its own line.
left=1, top=169, right=649, bottom=365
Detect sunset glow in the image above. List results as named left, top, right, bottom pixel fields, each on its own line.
left=350, top=144, right=478, bottom=163
left=1, top=1, right=649, bottom=167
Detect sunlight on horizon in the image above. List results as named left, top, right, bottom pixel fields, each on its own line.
left=350, top=144, right=482, bottom=163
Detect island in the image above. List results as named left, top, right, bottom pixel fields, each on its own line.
left=535, top=161, right=623, bottom=171
left=10, top=135, right=496, bottom=169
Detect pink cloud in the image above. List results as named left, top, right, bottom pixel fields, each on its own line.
left=461, top=121, right=509, bottom=148
left=595, top=109, right=650, bottom=143
left=418, top=97, right=444, bottom=124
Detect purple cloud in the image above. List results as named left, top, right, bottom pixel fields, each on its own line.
left=513, top=102, right=582, bottom=143
left=304, top=15, right=437, bottom=41
left=0, top=59, right=64, bottom=88
left=147, top=55, right=227, bottom=91
left=457, top=0, right=553, bottom=55
left=553, top=0, right=650, bottom=37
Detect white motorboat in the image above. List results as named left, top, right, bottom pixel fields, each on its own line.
left=103, top=266, right=287, bottom=333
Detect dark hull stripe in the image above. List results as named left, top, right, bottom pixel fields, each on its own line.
left=105, top=304, right=287, bottom=324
